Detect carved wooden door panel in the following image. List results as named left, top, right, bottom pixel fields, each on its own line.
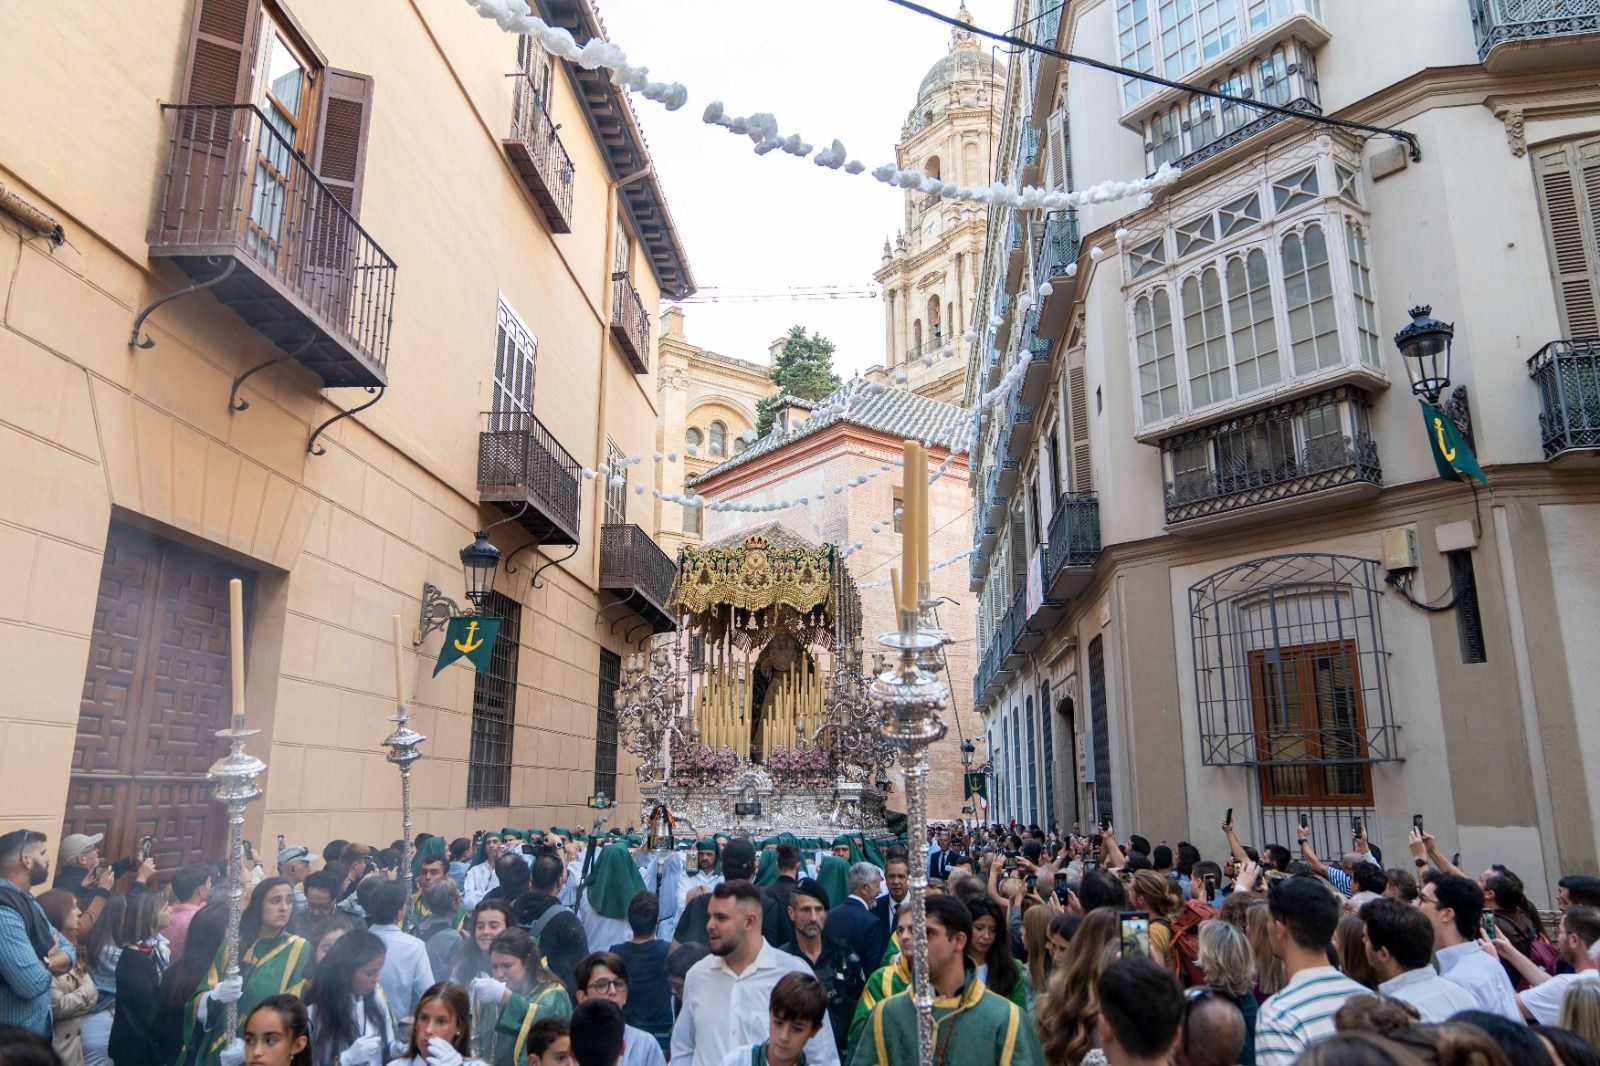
left=67, top=524, right=248, bottom=869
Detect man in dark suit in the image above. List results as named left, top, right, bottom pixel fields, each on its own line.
left=823, top=860, right=886, bottom=971
left=872, top=851, right=911, bottom=961
left=762, top=843, right=802, bottom=947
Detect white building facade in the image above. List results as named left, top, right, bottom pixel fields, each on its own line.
left=967, top=0, right=1600, bottom=897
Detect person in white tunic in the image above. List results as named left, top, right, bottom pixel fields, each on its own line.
left=578, top=843, right=646, bottom=955
left=461, top=835, right=508, bottom=911
left=678, top=841, right=723, bottom=915
left=671, top=883, right=839, bottom=1066
left=573, top=951, right=666, bottom=1066
left=387, top=981, right=487, bottom=1066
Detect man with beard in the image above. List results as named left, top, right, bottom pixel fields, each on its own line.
left=671, top=881, right=839, bottom=1066
left=780, top=879, right=865, bottom=1055
left=678, top=839, right=722, bottom=914
left=0, top=829, right=72, bottom=1034
left=515, top=852, right=590, bottom=996
left=672, top=840, right=780, bottom=950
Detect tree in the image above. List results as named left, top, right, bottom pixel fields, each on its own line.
left=755, top=325, right=842, bottom=437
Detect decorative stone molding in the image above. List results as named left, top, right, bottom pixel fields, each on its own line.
left=1497, top=104, right=1527, bottom=157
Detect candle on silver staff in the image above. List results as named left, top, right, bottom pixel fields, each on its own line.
left=208, top=577, right=267, bottom=1044
left=867, top=439, right=948, bottom=1065
left=383, top=615, right=427, bottom=897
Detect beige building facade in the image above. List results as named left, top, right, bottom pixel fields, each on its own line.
left=654, top=306, right=776, bottom=562
left=687, top=389, right=980, bottom=819
left=0, top=0, right=691, bottom=868
left=873, top=9, right=1007, bottom=407
left=969, top=0, right=1600, bottom=898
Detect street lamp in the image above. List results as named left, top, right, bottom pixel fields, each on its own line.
left=1394, top=305, right=1454, bottom=404
left=459, top=531, right=502, bottom=610
left=960, top=739, right=975, bottom=769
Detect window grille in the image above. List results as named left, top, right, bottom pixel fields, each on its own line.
left=491, top=298, right=538, bottom=430
left=595, top=649, right=620, bottom=800
left=1448, top=551, right=1487, bottom=665
left=468, top=591, right=520, bottom=808
left=1088, top=635, right=1113, bottom=824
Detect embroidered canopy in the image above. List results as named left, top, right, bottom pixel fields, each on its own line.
left=670, top=523, right=834, bottom=619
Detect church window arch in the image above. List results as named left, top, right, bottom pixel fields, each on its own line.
left=686, top=426, right=702, bottom=452
left=927, top=295, right=943, bottom=344
left=708, top=421, right=727, bottom=457
left=925, top=155, right=941, bottom=179
left=913, top=319, right=923, bottom=356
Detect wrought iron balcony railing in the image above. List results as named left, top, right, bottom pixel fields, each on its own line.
left=477, top=411, right=582, bottom=546
left=147, top=103, right=396, bottom=387
left=506, top=73, right=575, bottom=233
left=600, top=523, right=677, bottom=633
left=1470, top=0, right=1600, bottom=63
left=1528, top=337, right=1600, bottom=459
left=1045, top=492, right=1101, bottom=590
left=1160, top=387, right=1382, bottom=525
left=1035, top=211, right=1081, bottom=285
left=611, top=273, right=651, bottom=374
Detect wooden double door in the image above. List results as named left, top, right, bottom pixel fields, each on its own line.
left=65, top=524, right=251, bottom=870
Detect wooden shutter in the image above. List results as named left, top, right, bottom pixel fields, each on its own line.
left=1534, top=138, right=1600, bottom=339
left=313, top=69, right=374, bottom=220
left=1068, top=358, right=1093, bottom=491
left=1048, top=107, right=1071, bottom=192
left=178, top=0, right=261, bottom=106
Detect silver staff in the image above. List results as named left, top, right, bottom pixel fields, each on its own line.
left=385, top=616, right=427, bottom=897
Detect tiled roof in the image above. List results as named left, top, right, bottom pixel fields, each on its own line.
left=687, top=382, right=971, bottom=487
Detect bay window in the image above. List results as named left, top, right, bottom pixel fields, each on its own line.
left=1118, top=0, right=1323, bottom=110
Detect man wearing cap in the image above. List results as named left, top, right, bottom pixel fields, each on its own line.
left=52, top=833, right=113, bottom=916
left=781, top=879, right=866, bottom=1055
left=0, top=829, right=72, bottom=1035
left=277, top=844, right=312, bottom=915
left=677, top=839, right=722, bottom=916
left=672, top=840, right=780, bottom=951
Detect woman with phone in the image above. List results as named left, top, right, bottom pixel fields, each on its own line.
left=1126, top=871, right=1183, bottom=971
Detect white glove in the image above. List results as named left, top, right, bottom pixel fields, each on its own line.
left=219, top=1039, right=245, bottom=1066
left=425, top=1037, right=465, bottom=1066
left=338, top=1033, right=383, bottom=1066
left=210, top=976, right=245, bottom=1005
left=470, top=975, right=508, bottom=1004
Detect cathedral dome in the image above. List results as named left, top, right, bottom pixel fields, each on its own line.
left=916, top=47, right=1004, bottom=104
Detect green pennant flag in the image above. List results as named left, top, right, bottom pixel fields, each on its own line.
left=1419, top=400, right=1488, bottom=485
left=433, top=615, right=501, bottom=676
left=963, top=772, right=989, bottom=815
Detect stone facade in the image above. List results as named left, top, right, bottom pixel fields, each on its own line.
left=967, top=0, right=1600, bottom=895
left=0, top=0, right=690, bottom=864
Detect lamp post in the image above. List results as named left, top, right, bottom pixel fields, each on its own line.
left=1396, top=305, right=1472, bottom=446
left=418, top=532, right=504, bottom=641
left=960, top=739, right=975, bottom=832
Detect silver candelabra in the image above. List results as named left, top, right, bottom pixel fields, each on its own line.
left=869, top=585, right=950, bottom=1065
left=207, top=724, right=266, bottom=1042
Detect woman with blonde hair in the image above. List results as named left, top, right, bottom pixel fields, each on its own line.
left=1035, top=908, right=1119, bottom=1065
left=1127, top=870, right=1182, bottom=970
left=1246, top=900, right=1286, bottom=998
left=1558, top=980, right=1600, bottom=1048
left=1021, top=904, right=1055, bottom=1006
left=1197, top=919, right=1259, bottom=1065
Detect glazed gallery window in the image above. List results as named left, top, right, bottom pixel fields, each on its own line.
left=1118, top=0, right=1320, bottom=106
left=1249, top=639, right=1373, bottom=805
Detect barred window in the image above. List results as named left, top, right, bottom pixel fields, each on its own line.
left=468, top=591, right=520, bottom=808
left=595, top=649, right=620, bottom=801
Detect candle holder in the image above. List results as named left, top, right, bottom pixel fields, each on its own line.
left=207, top=724, right=266, bottom=1042
left=870, top=603, right=949, bottom=1066
left=381, top=706, right=426, bottom=897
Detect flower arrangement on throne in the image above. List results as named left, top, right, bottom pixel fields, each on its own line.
left=668, top=735, right=740, bottom=786
left=765, top=745, right=834, bottom=788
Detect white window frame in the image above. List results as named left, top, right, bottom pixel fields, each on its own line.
left=491, top=294, right=538, bottom=431
left=1117, top=0, right=1319, bottom=109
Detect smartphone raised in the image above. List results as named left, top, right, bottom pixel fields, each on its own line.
left=1204, top=873, right=1218, bottom=897
left=1299, top=814, right=1309, bottom=830
left=1413, top=814, right=1425, bottom=834
left=139, top=836, right=153, bottom=862
left=1026, top=874, right=1038, bottom=893
left=1099, top=811, right=1111, bottom=832
left=1118, top=911, right=1151, bottom=958
left=1224, top=807, right=1233, bottom=828
left=1481, top=912, right=1498, bottom=940
left=1351, top=817, right=1363, bottom=838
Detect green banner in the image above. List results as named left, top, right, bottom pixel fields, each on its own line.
left=433, top=616, right=501, bottom=676
left=963, top=772, right=989, bottom=801
left=1420, top=400, right=1488, bottom=485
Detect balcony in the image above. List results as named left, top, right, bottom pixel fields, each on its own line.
left=968, top=550, right=989, bottom=593
left=1045, top=492, right=1100, bottom=600
left=504, top=73, right=575, bottom=233
left=1018, top=309, right=1054, bottom=407
left=1020, top=126, right=1042, bottom=186
left=1035, top=211, right=1081, bottom=340
left=1160, top=386, right=1382, bottom=531
left=1470, top=0, right=1600, bottom=70
left=600, top=523, right=677, bottom=632
left=611, top=273, right=651, bottom=373
left=477, top=412, right=582, bottom=546
left=1006, top=216, right=1027, bottom=290
left=146, top=104, right=395, bottom=387
left=1006, top=391, right=1034, bottom=461
left=1030, top=2, right=1065, bottom=125
left=1528, top=338, right=1600, bottom=461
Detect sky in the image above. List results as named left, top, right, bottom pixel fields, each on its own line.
left=594, top=0, right=1014, bottom=378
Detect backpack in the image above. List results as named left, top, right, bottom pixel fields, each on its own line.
left=1527, top=933, right=1562, bottom=981
left=1171, top=899, right=1217, bottom=987
left=524, top=901, right=571, bottom=946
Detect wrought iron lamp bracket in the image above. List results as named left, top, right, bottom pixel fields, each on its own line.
left=1443, top=385, right=1474, bottom=452
left=308, top=387, right=386, bottom=455
left=129, top=256, right=237, bottom=350
left=417, top=581, right=465, bottom=643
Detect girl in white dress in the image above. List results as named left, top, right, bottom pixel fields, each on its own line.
left=388, top=981, right=486, bottom=1066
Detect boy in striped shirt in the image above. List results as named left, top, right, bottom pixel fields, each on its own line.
left=1254, top=876, right=1368, bottom=1066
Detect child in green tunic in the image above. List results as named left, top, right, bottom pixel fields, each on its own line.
left=467, top=927, right=571, bottom=1066
left=186, top=878, right=309, bottom=1066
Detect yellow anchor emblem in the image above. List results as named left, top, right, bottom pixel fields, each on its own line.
left=1432, top=416, right=1456, bottom=462
left=452, top=619, right=484, bottom=654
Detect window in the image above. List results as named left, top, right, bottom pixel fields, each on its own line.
left=1226, top=248, right=1281, bottom=392
left=1170, top=440, right=1211, bottom=498
left=1183, top=268, right=1232, bottom=407
left=1281, top=223, right=1340, bottom=374
left=1136, top=289, right=1180, bottom=422
left=925, top=155, right=941, bottom=179
left=604, top=440, right=626, bottom=525
left=1272, top=165, right=1319, bottom=213
left=1247, top=0, right=1292, bottom=32
left=1531, top=137, right=1600, bottom=339
left=468, top=591, right=520, bottom=808
left=1448, top=551, right=1487, bottom=665
left=708, top=421, right=727, bottom=457
left=1176, top=212, right=1217, bottom=258
left=516, top=32, right=553, bottom=109
left=682, top=502, right=701, bottom=535
left=1157, top=0, right=1238, bottom=78
left=1219, top=192, right=1262, bottom=238
left=685, top=427, right=702, bottom=453
left=1335, top=164, right=1361, bottom=206
left=595, top=649, right=620, bottom=801
left=1087, top=635, right=1113, bottom=824
left=1010, top=705, right=1023, bottom=822
left=1217, top=70, right=1251, bottom=134
left=1345, top=220, right=1382, bottom=367
left=1129, top=236, right=1167, bottom=278
left=491, top=298, right=538, bottom=430
left=1040, top=681, right=1057, bottom=825
left=892, top=491, right=904, bottom=533
left=1117, top=0, right=1158, bottom=106
left=1255, top=47, right=1291, bottom=107
left=1249, top=640, right=1373, bottom=805
left=1151, top=106, right=1183, bottom=168
left=1025, top=695, right=1039, bottom=825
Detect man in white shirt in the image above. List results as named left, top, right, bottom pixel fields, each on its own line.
left=461, top=833, right=506, bottom=909
left=671, top=881, right=839, bottom=1066
left=1420, top=873, right=1521, bottom=1021
left=363, top=880, right=435, bottom=1023
left=1490, top=904, right=1600, bottom=1024
left=1254, top=877, right=1369, bottom=1066
left=1360, top=898, right=1477, bottom=1022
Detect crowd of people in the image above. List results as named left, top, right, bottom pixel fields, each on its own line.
left=2, top=816, right=1599, bottom=1066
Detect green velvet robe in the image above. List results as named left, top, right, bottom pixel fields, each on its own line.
left=847, top=968, right=1044, bottom=1066
left=479, top=981, right=571, bottom=1066
left=184, top=934, right=309, bottom=1066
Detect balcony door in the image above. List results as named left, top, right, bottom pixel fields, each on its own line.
left=247, top=17, right=318, bottom=267
left=490, top=298, right=538, bottom=432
